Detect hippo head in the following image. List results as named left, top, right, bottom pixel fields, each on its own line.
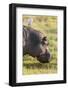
left=36, top=36, right=51, bottom=63
left=23, top=27, right=51, bottom=63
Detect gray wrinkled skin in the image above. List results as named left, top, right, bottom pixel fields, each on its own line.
left=23, top=26, right=51, bottom=63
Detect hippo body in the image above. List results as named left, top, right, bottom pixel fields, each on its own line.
left=23, top=26, right=50, bottom=63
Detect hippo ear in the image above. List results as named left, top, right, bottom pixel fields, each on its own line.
left=42, top=37, right=49, bottom=45
left=42, top=36, right=47, bottom=41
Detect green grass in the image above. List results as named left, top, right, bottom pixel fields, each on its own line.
left=23, top=16, right=57, bottom=75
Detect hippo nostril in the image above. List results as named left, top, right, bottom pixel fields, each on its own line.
left=46, top=52, right=51, bottom=60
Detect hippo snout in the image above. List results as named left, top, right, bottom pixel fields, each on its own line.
left=37, top=52, right=51, bottom=63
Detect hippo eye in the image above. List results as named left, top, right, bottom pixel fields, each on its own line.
left=45, top=42, right=49, bottom=46
left=41, top=41, right=49, bottom=46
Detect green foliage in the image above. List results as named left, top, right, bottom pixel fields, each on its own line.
left=23, top=16, right=57, bottom=75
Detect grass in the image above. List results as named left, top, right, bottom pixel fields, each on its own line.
left=23, top=16, right=57, bottom=75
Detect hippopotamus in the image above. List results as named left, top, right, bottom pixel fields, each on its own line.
left=23, top=26, right=51, bottom=63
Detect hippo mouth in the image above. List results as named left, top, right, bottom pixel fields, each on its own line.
left=37, top=52, right=51, bottom=63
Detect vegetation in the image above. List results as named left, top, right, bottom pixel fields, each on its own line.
left=23, top=15, right=57, bottom=75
